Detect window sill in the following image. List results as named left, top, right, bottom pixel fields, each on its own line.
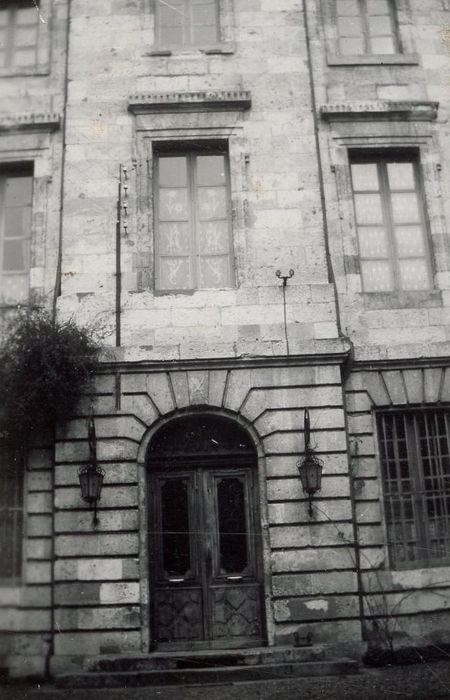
left=145, top=43, right=235, bottom=57
left=362, top=289, right=442, bottom=310
left=0, top=65, right=50, bottom=78
left=327, top=53, right=419, bottom=67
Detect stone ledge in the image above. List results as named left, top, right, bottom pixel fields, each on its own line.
left=327, top=53, right=419, bottom=67
left=320, top=101, right=439, bottom=122
left=0, top=112, right=61, bottom=132
left=128, top=90, right=251, bottom=114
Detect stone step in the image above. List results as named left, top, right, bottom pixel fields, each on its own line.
left=56, top=659, right=359, bottom=688
left=89, top=645, right=326, bottom=673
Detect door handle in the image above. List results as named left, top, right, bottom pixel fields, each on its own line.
left=226, top=575, right=243, bottom=581
left=168, top=578, right=185, bottom=583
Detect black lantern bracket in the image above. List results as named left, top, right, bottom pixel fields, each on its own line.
left=78, top=415, right=105, bottom=527
left=297, top=408, right=324, bottom=517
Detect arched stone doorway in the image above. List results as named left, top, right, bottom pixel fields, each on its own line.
left=147, top=413, right=265, bottom=650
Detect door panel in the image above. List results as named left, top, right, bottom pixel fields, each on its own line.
left=151, top=465, right=263, bottom=648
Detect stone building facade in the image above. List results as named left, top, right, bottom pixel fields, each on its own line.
left=0, top=0, right=450, bottom=679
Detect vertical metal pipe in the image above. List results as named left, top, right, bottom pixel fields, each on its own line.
left=115, top=166, right=122, bottom=347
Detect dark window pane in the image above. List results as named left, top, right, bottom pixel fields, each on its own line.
left=217, top=477, right=248, bottom=574
left=161, top=479, right=191, bottom=577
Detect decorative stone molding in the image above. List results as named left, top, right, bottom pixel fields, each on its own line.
left=0, top=112, right=61, bottom=132
left=128, top=90, right=252, bottom=114
left=320, top=101, right=439, bottom=122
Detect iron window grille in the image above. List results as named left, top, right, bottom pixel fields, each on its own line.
left=155, top=0, right=219, bottom=48
left=349, top=151, right=432, bottom=293
left=0, top=442, right=24, bottom=584
left=336, top=0, right=399, bottom=56
left=153, top=144, right=234, bottom=292
left=377, top=409, right=450, bottom=570
left=0, top=165, right=33, bottom=303
left=0, top=1, right=40, bottom=69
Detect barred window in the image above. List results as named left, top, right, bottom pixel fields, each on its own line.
left=155, top=0, right=219, bottom=48
left=377, top=410, right=450, bottom=569
left=0, top=1, right=40, bottom=69
left=0, top=441, right=24, bottom=583
left=350, top=152, right=432, bottom=292
left=154, top=145, right=234, bottom=291
left=336, top=0, right=399, bottom=56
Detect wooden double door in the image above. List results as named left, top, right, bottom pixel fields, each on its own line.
left=149, top=463, right=264, bottom=650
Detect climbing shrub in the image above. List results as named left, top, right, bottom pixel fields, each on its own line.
left=0, top=309, right=99, bottom=449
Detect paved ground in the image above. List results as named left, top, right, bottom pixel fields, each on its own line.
left=2, top=660, right=450, bottom=700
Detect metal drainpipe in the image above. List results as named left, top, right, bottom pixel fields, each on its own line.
left=301, top=0, right=365, bottom=643
left=47, top=0, right=72, bottom=679
left=301, top=0, right=343, bottom=338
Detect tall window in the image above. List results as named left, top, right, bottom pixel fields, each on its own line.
left=155, top=0, right=219, bottom=47
left=0, top=2, right=40, bottom=69
left=0, top=166, right=33, bottom=302
left=154, top=146, right=233, bottom=291
left=0, top=441, right=24, bottom=583
left=377, top=410, right=450, bottom=569
left=350, top=152, right=431, bottom=292
left=336, top=0, right=398, bottom=56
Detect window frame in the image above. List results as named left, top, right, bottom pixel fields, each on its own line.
left=0, top=1, right=40, bottom=71
left=153, top=142, right=235, bottom=293
left=323, top=0, right=418, bottom=66
left=349, top=149, right=433, bottom=294
left=336, top=0, right=400, bottom=58
left=376, top=407, right=450, bottom=570
left=0, top=441, right=25, bottom=586
left=0, top=163, right=34, bottom=303
left=154, top=0, right=220, bottom=49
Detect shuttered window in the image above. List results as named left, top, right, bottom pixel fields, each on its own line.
left=0, top=166, right=33, bottom=302
left=336, top=0, right=398, bottom=56
left=154, top=148, right=233, bottom=291
left=0, top=1, right=40, bottom=69
left=0, top=442, right=24, bottom=583
left=350, top=153, right=431, bottom=292
left=377, top=410, right=450, bottom=569
left=155, top=0, right=219, bottom=47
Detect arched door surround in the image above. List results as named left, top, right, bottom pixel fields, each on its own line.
left=147, top=413, right=265, bottom=650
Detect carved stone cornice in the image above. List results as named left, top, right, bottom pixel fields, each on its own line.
left=320, top=101, right=439, bottom=122
left=128, top=90, right=252, bottom=114
left=0, top=112, right=61, bottom=132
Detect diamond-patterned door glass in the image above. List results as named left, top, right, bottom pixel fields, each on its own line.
left=217, top=477, right=248, bottom=575
left=161, top=478, right=192, bottom=578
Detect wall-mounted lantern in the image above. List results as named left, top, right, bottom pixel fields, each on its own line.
left=78, top=415, right=104, bottom=526
left=297, top=408, right=323, bottom=517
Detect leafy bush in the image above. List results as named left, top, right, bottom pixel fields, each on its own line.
left=0, top=309, right=99, bottom=449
